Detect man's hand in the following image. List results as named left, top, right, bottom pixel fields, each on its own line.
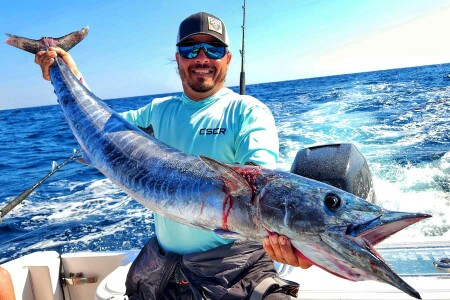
left=263, top=233, right=312, bottom=269
left=35, top=47, right=80, bottom=81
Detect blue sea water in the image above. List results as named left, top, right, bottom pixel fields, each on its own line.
left=0, top=64, right=449, bottom=263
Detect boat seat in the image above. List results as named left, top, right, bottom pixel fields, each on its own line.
left=96, top=263, right=131, bottom=300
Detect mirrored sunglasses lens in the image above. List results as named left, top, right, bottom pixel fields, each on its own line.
left=179, top=46, right=199, bottom=59
left=178, top=43, right=226, bottom=59
left=204, top=45, right=226, bottom=59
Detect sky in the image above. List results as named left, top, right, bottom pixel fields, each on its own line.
left=1, top=0, right=450, bottom=110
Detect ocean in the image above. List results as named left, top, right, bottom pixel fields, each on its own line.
left=0, top=63, right=449, bottom=264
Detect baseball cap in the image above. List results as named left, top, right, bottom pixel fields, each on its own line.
left=176, top=12, right=229, bottom=47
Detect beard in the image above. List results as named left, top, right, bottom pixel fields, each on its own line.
left=190, top=77, right=214, bottom=93
left=179, top=63, right=227, bottom=93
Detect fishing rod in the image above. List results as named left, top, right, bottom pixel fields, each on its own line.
left=239, top=0, right=246, bottom=95
left=0, top=149, right=81, bottom=222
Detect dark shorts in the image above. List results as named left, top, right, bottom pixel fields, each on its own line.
left=125, top=237, right=298, bottom=300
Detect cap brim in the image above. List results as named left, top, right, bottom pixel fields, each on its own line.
left=176, top=33, right=229, bottom=47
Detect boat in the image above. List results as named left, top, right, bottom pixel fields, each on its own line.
left=2, top=143, right=449, bottom=299
left=2, top=238, right=450, bottom=300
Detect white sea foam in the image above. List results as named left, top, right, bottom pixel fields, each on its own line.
left=371, top=154, right=450, bottom=239
left=0, top=176, right=156, bottom=263
left=278, top=86, right=449, bottom=241
left=18, top=217, right=133, bottom=254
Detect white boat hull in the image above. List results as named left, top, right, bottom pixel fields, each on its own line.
left=2, top=241, right=450, bottom=300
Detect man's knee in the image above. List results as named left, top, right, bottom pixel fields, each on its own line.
left=264, top=293, right=291, bottom=300
left=0, top=266, right=16, bottom=300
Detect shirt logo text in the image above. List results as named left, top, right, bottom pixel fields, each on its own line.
left=199, top=128, right=226, bottom=135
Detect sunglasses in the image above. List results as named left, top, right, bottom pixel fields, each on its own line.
left=178, top=42, right=227, bottom=59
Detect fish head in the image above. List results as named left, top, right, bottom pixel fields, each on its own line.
left=257, top=173, right=387, bottom=236
left=257, top=172, right=430, bottom=299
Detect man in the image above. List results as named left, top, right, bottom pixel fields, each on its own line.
left=36, top=12, right=310, bottom=299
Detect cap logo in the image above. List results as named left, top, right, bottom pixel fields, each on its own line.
left=207, top=16, right=223, bottom=35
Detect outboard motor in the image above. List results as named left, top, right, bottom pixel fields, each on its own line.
left=290, top=143, right=376, bottom=203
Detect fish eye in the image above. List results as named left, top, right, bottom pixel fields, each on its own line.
left=324, top=193, right=342, bottom=211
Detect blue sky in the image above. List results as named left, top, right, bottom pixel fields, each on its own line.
left=1, top=0, right=450, bottom=110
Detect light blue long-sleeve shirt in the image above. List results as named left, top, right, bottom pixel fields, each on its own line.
left=121, top=87, right=279, bottom=254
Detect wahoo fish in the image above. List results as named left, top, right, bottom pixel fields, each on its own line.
left=6, top=28, right=430, bottom=299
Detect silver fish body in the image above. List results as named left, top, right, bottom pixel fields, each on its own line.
left=6, top=29, right=430, bottom=299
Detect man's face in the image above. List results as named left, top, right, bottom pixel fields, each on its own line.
left=176, top=35, right=232, bottom=101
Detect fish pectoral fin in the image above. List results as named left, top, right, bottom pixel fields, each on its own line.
left=75, top=154, right=92, bottom=166
left=199, top=155, right=253, bottom=197
left=214, top=228, right=242, bottom=239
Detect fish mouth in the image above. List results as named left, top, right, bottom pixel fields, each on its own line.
left=319, top=211, right=431, bottom=299
left=346, top=211, right=431, bottom=246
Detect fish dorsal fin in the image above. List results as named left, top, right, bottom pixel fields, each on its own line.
left=200, top=155, right=252, bottom=197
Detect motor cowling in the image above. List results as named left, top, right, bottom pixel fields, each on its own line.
left=290, top=143, right=376, bottom=203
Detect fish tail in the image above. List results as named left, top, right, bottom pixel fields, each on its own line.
left=5, top=27, right=89, bottom=54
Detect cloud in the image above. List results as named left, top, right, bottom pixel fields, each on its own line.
left=315, top=6, right=450, bottom=75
